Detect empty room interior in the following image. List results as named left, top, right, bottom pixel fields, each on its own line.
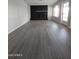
left=8, top=0, right=71, bottom=59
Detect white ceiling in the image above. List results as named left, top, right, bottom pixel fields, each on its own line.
left=25, top=0, right=58, bottom=5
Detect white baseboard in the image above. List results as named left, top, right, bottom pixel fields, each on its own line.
left=8, top=20, right=30, bottom=34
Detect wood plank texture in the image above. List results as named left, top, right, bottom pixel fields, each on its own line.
left=8, top=20, right=71, bottom=59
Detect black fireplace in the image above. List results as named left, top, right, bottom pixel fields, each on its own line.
left=30, top=5, right=48, bottom=20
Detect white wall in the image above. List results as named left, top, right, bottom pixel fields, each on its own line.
left=8, top=0, right=30, bottom=34
left=48, top=6, right=53, bottom=20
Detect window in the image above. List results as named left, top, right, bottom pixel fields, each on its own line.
left=62, top=2, right=69, bottom=22
left=53, top=5, right=59, bottom=17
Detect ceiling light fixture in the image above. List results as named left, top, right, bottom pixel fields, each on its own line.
left=39, top=0, right=42, bottom=1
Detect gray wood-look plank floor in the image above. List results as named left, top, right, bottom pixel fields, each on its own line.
left=8, top=20, right=71, bottom=59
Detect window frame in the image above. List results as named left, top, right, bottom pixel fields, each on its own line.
left=53, top=5, right=60, bottom=17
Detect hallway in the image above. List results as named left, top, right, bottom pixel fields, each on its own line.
left=8, top=20, right=71, bottom=59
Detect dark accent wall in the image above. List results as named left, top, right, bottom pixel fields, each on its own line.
left=30, top=5, right=48, bottom=20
